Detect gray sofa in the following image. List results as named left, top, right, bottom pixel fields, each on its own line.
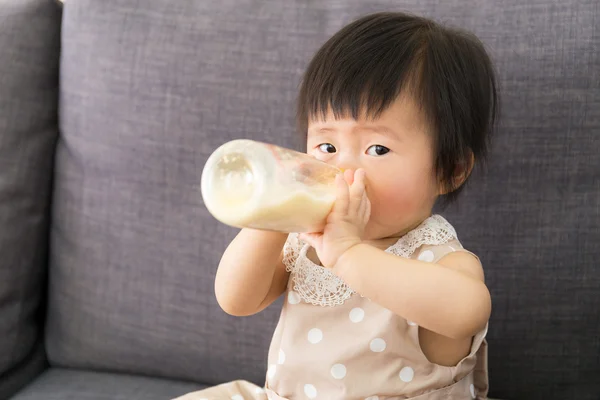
left=1, top=0, right=598, bottom=399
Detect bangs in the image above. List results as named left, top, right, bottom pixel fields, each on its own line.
left=297, top=14, right=431, bottom=133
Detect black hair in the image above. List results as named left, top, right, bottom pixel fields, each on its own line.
left=297, top=12, right=499, bottom=206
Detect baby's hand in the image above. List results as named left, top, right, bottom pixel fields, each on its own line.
left=299, top=169, right=371, bottom=271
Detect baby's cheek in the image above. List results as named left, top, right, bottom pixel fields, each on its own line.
left=369, top=178, right=411, bottom=216
left=369, top=175, right=432, bottom=219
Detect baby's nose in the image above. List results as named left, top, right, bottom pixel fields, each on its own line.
left=336, top=165, right=360, bottom=174
left=335, top=159, right=360, bottom=173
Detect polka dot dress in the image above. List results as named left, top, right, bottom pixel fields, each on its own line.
left=173, top=216, right=489, bottom=400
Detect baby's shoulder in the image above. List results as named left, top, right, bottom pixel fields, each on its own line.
left=415, top=239, right=484, bottom=281
left=412, top=238, right=470, bottom=262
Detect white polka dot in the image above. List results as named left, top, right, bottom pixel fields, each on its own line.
left=308, top=328, right=323, bottom=344
left=470, top=383, right=476, bottom=398
left=407, top=320, right=418, bottom=326
left=232, top=395, right=244, bottom=400
left=365, top=397, right=379, bottom=400
left=349, top=307, right=365, bottom=323
left=278, top=349, right=286, bottom=364
left=267, top=364, right=276, bottom=380
left=418, top=250, right=435, bottom=262
left=370, top=338, right=386, bottom=352
left=330, top=363, right=347, bottom=379
left=288, top=291, right=300, bottom=304
left=399, top=366, right=414, bottom=382
left=255, top=387, right=266, bottom=395
left=304, top=384, right=317, bottom=399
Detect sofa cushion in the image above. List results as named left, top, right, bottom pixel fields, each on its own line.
left=0, top=0, right=62, bottom=397
left=9, top=369, right=204, bottom=400
left=48, top=0, right=599, bottom=399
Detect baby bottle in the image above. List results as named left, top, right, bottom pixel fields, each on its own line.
left=201, top=139, right=340, bottom=233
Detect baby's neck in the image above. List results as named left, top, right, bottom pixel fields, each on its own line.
left=364, top=218, right=429, bottom=250
left=363, top=237, right=400, bottom=251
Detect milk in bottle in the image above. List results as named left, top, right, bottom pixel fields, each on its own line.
left=201, top=139, right=340, bottom=233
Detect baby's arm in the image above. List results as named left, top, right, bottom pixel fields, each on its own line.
left=215, top=229, right=289, bottom=316
left=335, top=245, right=490, bottom=340
left=299, top=168, right=489, bottom=341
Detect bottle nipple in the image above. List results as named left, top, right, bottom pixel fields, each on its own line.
left=211, top=152, right=256, bottom=207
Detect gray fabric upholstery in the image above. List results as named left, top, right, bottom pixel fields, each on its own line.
left=0, top=345, right=46, bottom=400
left=9, top=368, right=205, bottom=400
left=46, top=0, right=599, bottom=400
left=0, top=0, right=62, bottom=398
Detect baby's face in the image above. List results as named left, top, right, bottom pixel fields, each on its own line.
left=306, top=94, right=442, bottom=240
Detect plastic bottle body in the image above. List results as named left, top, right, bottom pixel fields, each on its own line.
left=201, top=139, right=339, bottom=232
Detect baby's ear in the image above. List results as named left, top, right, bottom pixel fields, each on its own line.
left=451, top=151, right=475, bottom=190
left=438, top=150, right=475, bottom=195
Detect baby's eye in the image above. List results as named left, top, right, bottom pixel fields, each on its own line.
left=366, top=145, right=390, bottom=156
left=318, top=143, right=337, bottom=154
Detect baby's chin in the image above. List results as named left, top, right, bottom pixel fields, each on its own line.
left=362, top=224, right=402, bottom=243
left=363, top=219, right=423, bottom=243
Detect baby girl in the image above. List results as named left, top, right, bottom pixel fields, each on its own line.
left=178, top=10, right=498, bottom=400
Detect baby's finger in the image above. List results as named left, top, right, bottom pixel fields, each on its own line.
left=299, top=232, right=322, bottom=249
left=357, top=189, right=368, bottom=215
left=356, top=186, right=370, bottom=221
left=332, top=173, right=350, bottom=215
left=344, top=168, right=354, bottom=186
left=355, top=168, right=366, bottom=188
left=350, top=169, right=365, bottom=212
left=362, top=193, right=372, bottom=223
left=351, top=179, right=366, bottom=215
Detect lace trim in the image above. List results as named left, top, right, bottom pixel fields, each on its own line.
left=283, top=215, right=458, bottom=307
left=385, top=215, right=457, bottom=258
